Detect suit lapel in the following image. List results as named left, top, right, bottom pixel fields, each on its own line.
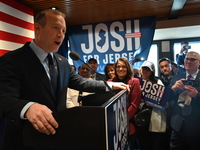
left=195, top=71, right=200, bottom=80
left=23, top=45, right=56, bottom=100
left=54, top=54, right=64, bottom=93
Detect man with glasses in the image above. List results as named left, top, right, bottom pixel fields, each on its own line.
left=169, top=51, right=200, bottom=150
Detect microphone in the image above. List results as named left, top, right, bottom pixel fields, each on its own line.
left=69, top=51, right=115, bottom=95
left=69, top=51, right=80, bottom=61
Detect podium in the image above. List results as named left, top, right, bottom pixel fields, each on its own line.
left=23, top=90, right=129, bottom=150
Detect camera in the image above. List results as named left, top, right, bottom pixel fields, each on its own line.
left=182, top=80, right=199, bottom=87
left=183, top=45, right=191, bottom=50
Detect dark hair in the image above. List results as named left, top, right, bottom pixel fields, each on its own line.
left=71, top=65, right=76, bottom=71
left=158, top=57, right=171, bottom=64
left=171, top=61, right=178, bottom=68
left=104, top=64, right=115, bottom=79
left=181, top=41, right=189, bottom=45
left=35, top=9, right=65, bottom=27
left=140, top=67, right=157, bottom=83
left=88, top=58, right=97, bottom=64
left=115, top=57, right=133, bottom=78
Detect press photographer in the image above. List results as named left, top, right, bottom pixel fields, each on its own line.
left=176, top=41, right=191, bottom=68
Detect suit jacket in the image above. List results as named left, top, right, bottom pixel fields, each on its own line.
left=95, top=73, right=106, bottom=81
left=170, top=71, right=200, bottom=137
left=0, top=42, right=107, bottom=149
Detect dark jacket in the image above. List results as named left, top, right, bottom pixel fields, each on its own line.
left=169, top=72, right=200, bottom=137
left=0, top=42, right=106, bottom=149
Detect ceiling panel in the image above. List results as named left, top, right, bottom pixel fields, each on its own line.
left=15, top=0, right=200, bottom=40
left=15, top=0, right=200, bottom=25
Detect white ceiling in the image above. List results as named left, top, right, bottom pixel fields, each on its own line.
left=153, top=16, right=200, bottom=41
left=154, top=25, right=200, bottom=41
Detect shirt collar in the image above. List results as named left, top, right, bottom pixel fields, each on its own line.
left=29, top=40, right=53, bottom=61
left=186, top=71, right=199, bottom=79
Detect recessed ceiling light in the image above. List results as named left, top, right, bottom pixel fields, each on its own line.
left=51, top=7, right=58, bottom=10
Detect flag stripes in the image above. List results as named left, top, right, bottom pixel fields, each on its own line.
left=125, top=32, right=141, bottom=38
left=0, top=0, right=34, bottom=56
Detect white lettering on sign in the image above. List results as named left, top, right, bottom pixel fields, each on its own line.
left=141, top=79, right=165, bottom=104
left=113, top=94, right=128, bottom=150
left=80, top=20, right=140, bottom=53
left=82, top=52, right=134, bottom=65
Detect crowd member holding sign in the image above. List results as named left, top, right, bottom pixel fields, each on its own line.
left=169, top=51, right=200, bottom=150
left=137, top=61, right=167, bottom=150
left=108, top=57, right=141, bottom=150
left=0, top=9, right=129, bottom=150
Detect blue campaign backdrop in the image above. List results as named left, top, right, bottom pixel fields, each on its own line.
left=63, top=16, right=156, bottom=73
left=57, top=33, right=69, bottom=58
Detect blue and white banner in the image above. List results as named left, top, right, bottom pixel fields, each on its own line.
left=137, top=77, right=172, bottom=110
left=105, top=90, right=129, bottom=150
left=68, top=16, right=156, bottom=73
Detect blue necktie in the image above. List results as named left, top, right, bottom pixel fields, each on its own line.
left=47, top=54, right=57, bottom=94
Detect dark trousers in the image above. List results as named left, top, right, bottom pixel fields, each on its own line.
left=137, top=125, right=165, bottom=150
left=129, top=132, right=137, bottom=150
left=170, top=130, right=200, bottom=150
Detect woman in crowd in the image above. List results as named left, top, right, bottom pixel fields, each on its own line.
left=104, top=63, right=115, bottom=80
left=108, top=57, right=141, bottom=150
left=137, top=60, right=166, bottom=150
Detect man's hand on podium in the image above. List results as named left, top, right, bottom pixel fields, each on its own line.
left=111, top=82, right=130, bottom=92
left=25, top=103, right=59, bottom=135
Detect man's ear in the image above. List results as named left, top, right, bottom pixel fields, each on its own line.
left=34, top=23, right=41, bottom=33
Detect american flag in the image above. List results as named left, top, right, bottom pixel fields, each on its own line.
left=125, top=32, right=141, bottom=38
left=0, top=0, right=34, bottom=56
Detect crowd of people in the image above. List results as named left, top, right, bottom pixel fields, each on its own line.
left=0, top=8, right=199, bottom=150
left=73, top=40, right=199, bottom=150
left=68, top=44, right=199, bottom=150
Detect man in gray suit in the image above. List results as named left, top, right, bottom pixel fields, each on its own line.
left=170, top=51, right=200, bottom=150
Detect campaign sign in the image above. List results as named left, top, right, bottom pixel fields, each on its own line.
left=67, top=16, right=156, bottom=73
left=138, top=77, right=171, bottom=110
left=104, top=90, right=129, bottom=150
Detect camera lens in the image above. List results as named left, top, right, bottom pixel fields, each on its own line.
left=188, top=81, right=193, bottom=86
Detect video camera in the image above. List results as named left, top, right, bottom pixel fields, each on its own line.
left=182, top=80, right=199, bottom=87
left=183, top=45, right=191, bottom=50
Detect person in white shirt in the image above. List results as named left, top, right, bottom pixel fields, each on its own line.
left=67, top=63, right=93, bottom=108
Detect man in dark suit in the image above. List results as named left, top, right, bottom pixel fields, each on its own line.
left=0, top=9, right=128, bottom=150
left=170, top=51, right=200, bottom=150
left=88, top=58, right=106, bottom=80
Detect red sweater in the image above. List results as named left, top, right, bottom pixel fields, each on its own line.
left=109, top=77, right=142, bottom=135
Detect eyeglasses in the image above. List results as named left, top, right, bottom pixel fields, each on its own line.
left=185, top=58, right=200, bottom=62
left=116, top=65, right=127, bottom=69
